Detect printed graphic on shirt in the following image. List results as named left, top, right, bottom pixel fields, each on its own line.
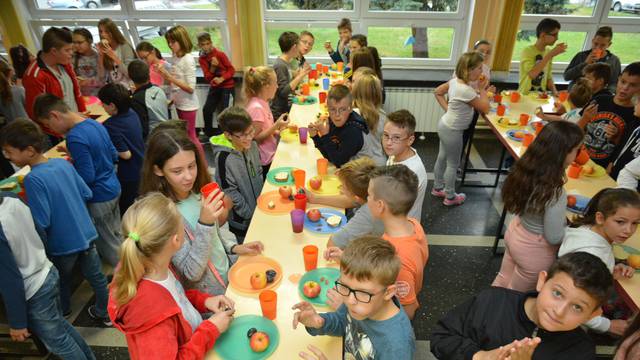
left=584, top=111, right=625, bottom=161
left=530, top=54, right=544, bottom=91
left=344, top=314, right=376, bottom=360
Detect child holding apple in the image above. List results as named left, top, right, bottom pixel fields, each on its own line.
left=293, top=236, right=415, bottom=360
left=324, top=18, right=352, bottom=65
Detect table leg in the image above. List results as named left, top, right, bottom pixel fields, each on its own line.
left=493, top=206, right=507, bottom=255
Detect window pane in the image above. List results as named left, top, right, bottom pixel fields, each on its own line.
left=608, top=32, right=640, bottom=64
left=369, top=0, right=458, bottom=12
left=266, top=27, right=332, bottom=57
left=35, top=0, right=120, bottom=10
left=138, top=26, right=223, bottom=55
left=133, top=0, right=220, bottom=10
left=512, top=30, right=587, bottom=63
left=368, top=27, right=454, bottom=59
left=40, top=25, right=124, bottom=45
left=608, top=1, right=640, bottom=17
left=522, top=0, right=595, bottom=15
left=265, top=0, right=353, bottom=11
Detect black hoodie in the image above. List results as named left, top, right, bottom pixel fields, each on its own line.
left=311, top=110, right=370, bottom=168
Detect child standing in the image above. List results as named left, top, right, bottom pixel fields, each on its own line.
left=433, top=52, right=490, bottom=205
left=135, top=41, right=167, bottom=88
left=324, top=18, right=352, bottom=65
left=271, top=31, right=310, bottom=120
left=98, top=83, right=145, bottom=215
left=98, top=18, right=136, bottom=87
left=0, top=60, right=27, bottom=122
left=0, top=119, right=110, bottom=326
left=493, top=121, right=584, bottom=292
left=293, top=236, right=415, bottom=360
left=109, top=192, right=235, bottom=359
left=352, top=70, right=387, bottom=166
left=198, top=32, right=235, bottom=138
left=128, top=59, right=169, bottom=138
left=72, top=28, right=103, bottom=96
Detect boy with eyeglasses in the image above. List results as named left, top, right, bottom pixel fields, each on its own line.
left=211, top=107, right=263, bottom=242
left=518, top=18, right=566, bottom=95
left=293, top=235, right=415, bottom=360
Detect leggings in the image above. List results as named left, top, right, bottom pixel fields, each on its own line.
left=434, top=120, right=464, bottom=198
left=177, top=109, right=207, bottom=164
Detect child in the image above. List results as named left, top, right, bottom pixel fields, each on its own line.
left=34, top=94, right=122, bottom=268
left=309, top=84, right=374, bottom=168
left=9, top=44, right=34, bottom=87
left=98, top=18, right=136, bottom=87
left=72, top=28, right=103, bottom=97
left=0, top=60, right=27, bottom=122
left=383, top=109, right=427, bottom=221
left=431, top=252, right=613, bottom=360
left=243, top=66, right=289, bottom=175
left=128, top=59, right=169, bottom=138
left=616, top=98, right=640, bottom=188
left=198, top=32, right=235, bottom=138
left=109, top=192, right=235, bottom=359
left=324, top=18, right=352, bottom=65
left=519, top=18, right=566, bottom=95
left=433, top=52, right=490, bottom=206
left=293, top=236, right=415, bottom=360
left=97, top=83, right=145, bottom=215
left=296, top=30, right=315, bottom=69
left=536, top=78, right=592, bottom=124
left=493, top=121, right=584, bottom=292
left=559, top=188, right=640, bottom=335
left=135, top=41, right=167, bottom=87
left=140, top=128, right=263, bottom=296
left=583, top=62, right=614, bottom=100
left=564, top=26, right=621, bottom=94
left=615, top=315, right=640, bottom=360
left=351, top=69, right=387, bottom=165
left=211, top=107, right=264, bottom=241
left=271, top=31, right=310, bottom=120
left=0, top=119, right=111, bottom=326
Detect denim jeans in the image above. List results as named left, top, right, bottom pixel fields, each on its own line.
left=87, top=196, right=122, bottom=267
left=28, top=267, right=96, bottom=360
left=202, top=87, right=233, bottom=136
left=50, top=243, right=109, bottom=318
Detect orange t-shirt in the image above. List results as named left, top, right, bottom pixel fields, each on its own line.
left=382, top=218, right=429, bottom=306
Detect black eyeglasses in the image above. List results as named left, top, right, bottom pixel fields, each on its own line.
left=334, top=280, right=385, bottom=303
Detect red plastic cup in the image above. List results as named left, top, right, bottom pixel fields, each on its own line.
left=317, top=158, right=329, bottom=175
left=259, top=290, right=277, bottom=320
left=497, top=104, right=506, bottom=116
left=568, top=163, right=582, bottom=179
left=319, top=91, right=327, bottom=104
left=302, top=83, right=310, bottom=95
left=294, top=193, right=307, bottom=211
left=200, top=182, right=219, bottom=202
left=558, top=90, right=569, bottom=103
left=309, top=69, right=318, bottom=80
left=293, top=169, right=306, bottom=189
left=522, top=133, right=534, bottom=147
left=519, top=113, right=530, bottom=126
left=534, top=122, right=544, bottom=135
left=510, top=91, right=521, bottom=103
left=303, top=245, right=318, bottom=271
left=290, top=209, right=305, bottom=233
left=494, top=94, right=503, bottom=103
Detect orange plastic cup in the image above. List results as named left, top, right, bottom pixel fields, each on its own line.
left=317, top=158, right=329, bottom=175
left=293, top=169, right=306, bottom=189
left=522, top=133, right=535, bottom=147
left=568, top=163, right=582, bottom=179
left=259, top=290, right=277, bottom=320
left=494, top=94, right=503, bottom=103
left=575, top=147, right=590, bottom=165
left=593, top=48, right=604, bottom=59
left=519, top=113, right=530, bottom=126
left=316, top=62, right=323, bottom=74
left=323, top=65, right=329, bottom=73
left=534, top=122, right=544, bottom=135
left=302, top=83, right=310, bottom=95
left=497, top=104, right=506, bottom=116
left=510, top=91, right=521, bottom=103
left=303, top=245, right=318, bottom=271
left=558, top=90, right=569, bottom=103
left=337, top=61, right=344, bottom=72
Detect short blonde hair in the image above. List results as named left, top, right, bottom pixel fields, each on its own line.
left=340, top=236, right=400, bottom=287
left=455, top=51, right=484, bottom=82
left=336, top=157, right=377, bottom=200
left=165, top=25, right=193, bottom=56
left=243, top=66, right=275, bottom=100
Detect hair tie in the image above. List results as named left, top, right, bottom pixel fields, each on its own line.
left=128, top=232, right=140, bottom=242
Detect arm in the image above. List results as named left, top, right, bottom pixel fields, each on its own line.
left=273, top=63, right=292, bottom=102
left=306, top=306, right=348, bottom=337
left=542, top=191, right=568, bottom=245
left=307, top=192, right=355, bottom=209
left=0, top=226, right=29, bottom=330
left=67, top=140, right=97, bottom=186
left=434, top=81, right=450, bottom=111
left=289, top=67, right=309, bottom=92
left=248, top=108, right=285, bottom=143
left=199, top=56, right=215, bottom=85
left=617, top=157, right=640, bottom=189
left=330, top=205, right=377, bottom=249
left=171, top=223, right=215, bottom=282
left=584, top=315, right=611, bottom=334
left=469, top=90, right=490, bottom=114
left=23, top=176, right=51, bottom=230
left=104, top=122, right=131, bottom=160
left=217, top=51, right=235, bottom=81
left=430, top=295, right=485, bottom=360
left=329, top=51, right=343, bottom=64
left=563, top=52, right=589, bottom=82
left=313, top=127, right=364, bottom=168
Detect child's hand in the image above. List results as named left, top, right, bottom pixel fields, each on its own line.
left=549, top=43, right=567, bottom=58
left=325, top=288, right=343, bottom=310
left=324, top=40, right=333, bottom=53
left=314, top=118, right=330, bottom=137
left=504, top=337, right=541, bottom=360
left=604, top=123, right=618, bottom=139
left=304, top=188, right=318, bottom=203
left=155, top=63, right=171, bottom=79
left=473, top=345, right=513, bottom=360
left=233, top=241, right=264, bottom=255
left=205, top=295, right=235, bottom=313
left=299, top=345, right=328, bottom=360
left=307, top=123, right=319, bottom=137
left=207, top=308, right=235, bottom=333
left=609, top=319, right=630, bottom=336
left=614, top=263, right=635, bottom=279
left=199, top=189, right=225, bottom=225
left=323, top=246, right=343, bottom=262
left=210, top=57, right=219, bottom=66
left=275, top=113, right=289, bottom=129
left=9, top=328, right=30, bottom=342
left=581, top=102, right=598, bottom=122
left=292, top=301, right=324, bottom=329
left=213, top=77, right=224, bottom=85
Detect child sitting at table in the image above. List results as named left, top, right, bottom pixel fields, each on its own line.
left=431, top=252, right=612, bottom=360
left=583, top=62, right=613, bottom=100
left=296, top=30, right=315, bottom=69
left=211, top=107, right=264, bottom=241
left=617, top=97, right=640, bottom=188
left=293, top=235, right=415, bottom=360
left=128, top=59, right=169, bottom=138
left=109, top=192, right=235, bottom=359
left=324, top=18, right=352, bottom=65
left=559, top=188, right=640, bottom=336
left=609, top=77, right=640, bottom=179
left=351, top=69, right=386, bottom=165
left=536, top=78, right=592, bottom=124
left=272, top=31, right=310, bottom=120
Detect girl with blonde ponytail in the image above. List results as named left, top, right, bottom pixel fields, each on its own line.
left=351, top=69, right=387, bottom=166
left=108, top=192, right=235, bottom=359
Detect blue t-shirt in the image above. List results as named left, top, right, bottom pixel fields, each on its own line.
left=66, top=118, right=120, bottom=202
left=103, top=109, right=145, bottom=182
left=24, top=159, right=97, bottom=256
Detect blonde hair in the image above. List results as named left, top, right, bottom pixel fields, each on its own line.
left=165, top=25, right=193, bottom=57
left=336, top=157, right=377, bottom=200
left=243, top=66, right=276, bottom=100
left=455, top=52, right=484, bottom=83
left=352, top=72, right=382, bottom=135
left=340, top=236, right=400, bottom=287
left=112, top=192, right=182, bottom=306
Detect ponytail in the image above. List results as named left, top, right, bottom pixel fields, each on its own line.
left=242, top=66, right=275, bottom=102
left=571, top=188, right=640, bottom=227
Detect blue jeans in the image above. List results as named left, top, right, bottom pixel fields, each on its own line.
left=50, top=243, right=109, bottom=318
left=88, top=196, right=122, bottom=267
left=29, top=267, right=96, bottom=360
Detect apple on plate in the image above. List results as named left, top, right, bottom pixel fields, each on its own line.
left=248, top=329, right=270, bottom=353
left=307, top=209, right=321, bottom=222
left=279, top=186, right=292, bottom=199
left=309, top=176, right=322, bottom=190
left=289, top=124, right=299, bottom=133
left=303, top=281, right=322, bottom=298
left=628, top=254, right=640, bottom=269
left=582, top=165, right=594, bottom=175
left=250, top=272, right=267, bottom=290
left=567, top=195, right=577, bottom=208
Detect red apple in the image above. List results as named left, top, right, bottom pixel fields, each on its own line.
left=567, top=195, right=577, bottom=208
left=303, top=281, right=321, bottom=298
left=307, top=209, right=321, bottom=222
left=249, top=331, right=270, bottom=352
left=250, top=272, right=267, bottom=290
left=278, top=186, right=292, bottom=199
left=309, top=176, right=322, bottom=190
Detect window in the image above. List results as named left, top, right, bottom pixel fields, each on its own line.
left=368, top=0, right=458, bottom=12
left=367, top=26, right=455, bottom=59
left=132, top=0, right=221, bottom=11
left=266, top=0, right=353, bottom=11
left=35, top=0, right=121, bottom=10
left=136, top=24, right=223, bottom=55
left=512, top=30, right=588, bottom=63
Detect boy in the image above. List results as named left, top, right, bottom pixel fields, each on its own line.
left=296, top=30, right=315, bottom=69
left=128, top=59, right=169, bottom=138
left=324, top=18, right=352, bottom=65
left=431, top=252, right=613, bottom=360
left=564, top=26, right=621, bottom=94
left=518, top=18, right=566, bottom=95
left=24, top=27, right=86, bottom=141
left=97, top=83, right=145, bottom=215
left=271, top=31, right=310, bottom=120
left=34, top=94, right=122, bottom=268
left=198, top=32, right=235, bottom=138
left=583, top=62, right=613, bottom=100
left=536, top=78, right=592, bottom=124
left=383, top=109, right=427, bottom=220
left=580, top=62, right=640, bottom=170
left=0, top=120, right=111, bottom=326
left=211, top=106, right=263, bottom=241
left=293, top=236, right=415, bottom=360
left=0, top=192, right=95, bottom=359
left=309, top=84, right=373, bottom=167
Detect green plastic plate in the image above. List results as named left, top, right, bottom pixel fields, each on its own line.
left=298, top=267, right=340, bottom=307
left=266, top=167, right=295, bottom=186
left=216, top=315, right=279, bottom=360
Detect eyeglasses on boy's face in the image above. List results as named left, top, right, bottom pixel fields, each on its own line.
left=230, top=127, right=255, bottom=140
left=328, top=106, right=351, bottom=115
left=334, top=280, right=385, bottom=303
left=382, top=133, right=410, bottom=144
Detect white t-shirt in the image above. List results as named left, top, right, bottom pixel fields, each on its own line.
left=387, top=148, right=428, bottom=220
left=146, top=271, right=203, bottom=332
left=441, top=79, right=478, bottom=130
left=170, top=53, right=199, bottom=111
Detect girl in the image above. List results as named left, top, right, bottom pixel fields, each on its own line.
left=140, top=128, right=263, bottom=296
left=243, top=66, right=289, bottom=175
left=433, top=52, right=490, bottom=206
left=72, top=28, right=103, bottom=96
left=9, top=45, right=34, bottom=87
left=98, top=18, right=136, bottom=87
left=559, top=188, right=640, bottom=335
left=462, top=40, right=495, bottom=154
left=615, top=315, right=640, bottom=360
left=351, top=70, right=386, bottom=165
left=350, top=48, right=385, bottom=102
left=0, top=60, right=27, bottom=122
left=492, top=121, right=584, bottom=292
left=135, top=41, right=167, bottom=88
left=109, top=192, right=235, bottom=359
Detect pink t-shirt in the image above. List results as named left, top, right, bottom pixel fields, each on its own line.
left=149, top=59, right=168, bottom=87
left=246, top=97, right=277, bottom=165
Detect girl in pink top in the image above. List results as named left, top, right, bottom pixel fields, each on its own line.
left=243, top=66, right=289, bottom=175
left=136, top=41, right=168, bottom=88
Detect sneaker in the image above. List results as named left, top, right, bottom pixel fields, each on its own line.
left=431, top=188, right=446, bottom=198
left=443, top=193, right=466, bottom=206
left=88, top=305, right=112, bottom=326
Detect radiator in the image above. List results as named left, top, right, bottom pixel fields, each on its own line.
left=383, top=88, right=444, bottom=133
